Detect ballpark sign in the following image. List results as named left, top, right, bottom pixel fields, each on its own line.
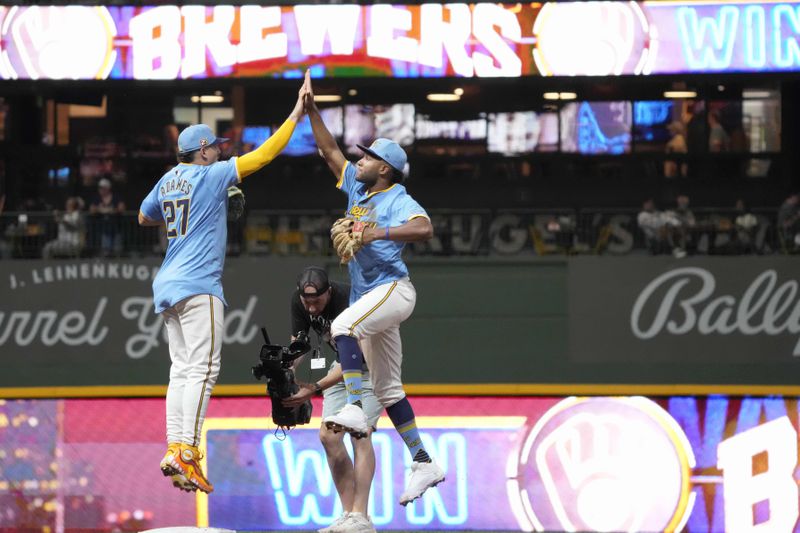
left=0, top=258, right=316, bottom=389
left=0, top=1, right=799, bottom=80
left=569, top=257, right=800, bottom=365
left=631, top=267, right=800, bottom=356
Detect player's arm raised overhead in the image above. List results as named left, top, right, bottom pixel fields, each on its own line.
left=303, top=70, right=347, bottom=180
left=235, top=77, right=309, bottom=180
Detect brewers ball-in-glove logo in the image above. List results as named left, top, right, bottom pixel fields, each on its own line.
left=533, top=2, right=657, bottom=76
left=507, top=397, right=694, bottom=532
left=0, top=6, right=117, bottom=80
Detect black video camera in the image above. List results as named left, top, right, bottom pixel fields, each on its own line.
left=251, top=328, right=312, bottom=428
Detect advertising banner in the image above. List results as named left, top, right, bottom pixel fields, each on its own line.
left=4, top=256, right=800, bottom=394
left=569, top=257, right=800, bottom=365
left=0, top=2, right=798, bottom=80
left=0, top=258, right=317, bottom=390
left=2, top=395, right=800, bottom=532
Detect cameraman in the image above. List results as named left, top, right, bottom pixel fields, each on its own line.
left=283, top=267, right=382, bottom=533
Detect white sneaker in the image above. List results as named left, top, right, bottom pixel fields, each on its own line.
left=323, top=403, right=368, bottom=438
left=318, top=512, right=350, bottom=533
left=332, top=512, right=376, bottom=533
left=400, top=460, right=446, bottom=506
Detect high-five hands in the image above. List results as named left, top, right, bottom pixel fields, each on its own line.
left=303, top=69, right=316, bottom=111
left=290, top=73, right=312, bottom=122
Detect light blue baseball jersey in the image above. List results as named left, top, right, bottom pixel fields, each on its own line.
left=337, top=162, right=428, bottom=302
left=139, top=158, right=240, bottom=313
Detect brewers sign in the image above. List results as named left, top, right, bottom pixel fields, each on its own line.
left=0, top=2, right=799, bottom=79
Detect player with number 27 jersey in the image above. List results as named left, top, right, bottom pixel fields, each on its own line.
left=139, top=158, right=238, bottom=313
left=137, top=76, right=310, bottom=496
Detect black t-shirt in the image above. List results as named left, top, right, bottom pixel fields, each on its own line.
left=290, top=281, right=350, bottom=347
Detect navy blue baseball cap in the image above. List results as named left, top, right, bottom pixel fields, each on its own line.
left=356, top=138, right=407, bottom=175
left=178, top=124, right=229, bottom=154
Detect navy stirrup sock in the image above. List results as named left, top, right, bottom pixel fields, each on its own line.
left=335, top=335, right=363, bottom=406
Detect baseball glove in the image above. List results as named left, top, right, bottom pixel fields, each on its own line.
left=330, top=217, right=365, bottom=264
left=227, top=186, right=245, bottom=221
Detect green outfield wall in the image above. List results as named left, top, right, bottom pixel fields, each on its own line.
left=1, top=256, right=798, bottom=397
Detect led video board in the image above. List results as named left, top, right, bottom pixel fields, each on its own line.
left=3, top=395, right=800, bottom=531
left=0, top=2, right=798, bottom=80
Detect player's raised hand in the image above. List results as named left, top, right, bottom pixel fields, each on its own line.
left=303, top=69, right=316, bottom=110
left=290, top=75, right=308, bottom=122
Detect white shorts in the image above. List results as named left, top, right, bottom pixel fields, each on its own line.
left=330, top=278, right=416, bottom=407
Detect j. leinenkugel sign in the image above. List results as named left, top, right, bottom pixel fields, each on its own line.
left=0, top=258, right=309, bottom=389
left=569, top=257, right=800, bottom=363
left=2, top=261, right=261, bottom=359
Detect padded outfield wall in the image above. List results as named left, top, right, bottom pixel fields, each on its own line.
left=1, top=256, right=799, bottom=396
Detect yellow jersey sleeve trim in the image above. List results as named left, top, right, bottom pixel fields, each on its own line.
left=408, top=213, right=430, bottom=221
left=336, top=162, right=348, bottom=189
left=235, top=118, right=297, bottom=179
left=232, top=156, right=242, bottom=183
left=138, top=210, right=158, bottom=222
left=364, top=183, right=397, bottom=199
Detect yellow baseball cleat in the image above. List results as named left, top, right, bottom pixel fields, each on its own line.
left=161, top=442, right=210, bottom=493
left=175, top=444, right=214, bottom=494
left=170, top=473, right=197, bottom=493
left=160, top=442, right=195, bottom=492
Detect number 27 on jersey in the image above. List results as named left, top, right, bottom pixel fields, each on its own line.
left=163, top=198, right=190, bottom=238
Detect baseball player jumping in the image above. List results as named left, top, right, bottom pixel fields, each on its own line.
left=138, top=77, right=310, bottom=493
left=303, top=70, right=446, bottom=506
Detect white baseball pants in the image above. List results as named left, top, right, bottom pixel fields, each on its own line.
left=162, top=294, right=224, bottom=446
left=330, top=278, right=416, bottom=407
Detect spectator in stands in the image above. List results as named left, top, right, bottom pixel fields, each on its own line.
left=664, top=121, right=688, bottom=178
left=686, top=101, right=707, bottom=155
left=4, top=197, right=50, bottom=258
left=713, top=199, right=758, bottom=255
left=89, top=178, right=125, bottom=257
left=733, top=199, right=759, bottom=254
left=708, top=111, right=730, bottom=153
left=545, top=215, right=576, bottom=254
left=663, top=194, right=696, bottom=257
left=637, top=198, right=669, bottom=255
left=673, top=194, right=696, bottom=227
left=0, top=194, right=10, bottom=259
left=777, top=192, right=800, bottom=253
left=42, top=197, right=85, bottom=259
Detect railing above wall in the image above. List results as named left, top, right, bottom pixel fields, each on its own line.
left=0, top=206, right=793, bottom=260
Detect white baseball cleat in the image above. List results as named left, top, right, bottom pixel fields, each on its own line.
left=318, top=512, right=350, bottom=533
left=323, top=403, right=368, bottom=439
left=400, top=460, right=446, bottom=506
left=330, top=512, right=376, bottom=533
